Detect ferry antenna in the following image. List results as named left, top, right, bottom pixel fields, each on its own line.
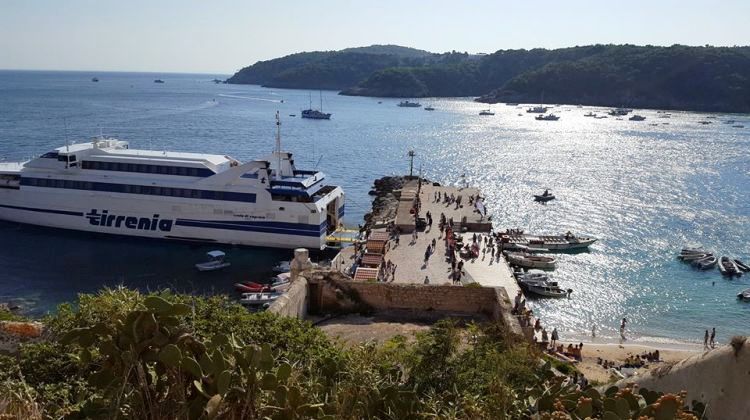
left=275, top=111, right=282, bottom=180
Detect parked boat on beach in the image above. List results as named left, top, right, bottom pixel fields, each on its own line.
left=195, top=250, right=230, bottom=271
left=501, top=231, right=596, bottom=251
left=506, top=252, right=557, bottom=269
left=693, top=255, right=717, bottom=270
left=719, top=256, right=742, bottom=276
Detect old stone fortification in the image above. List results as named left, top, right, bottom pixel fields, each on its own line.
left=299, top=269, right=523, bottom=334
left=614, top=338, right=750, bottom=419
left=266, top=278, right=308, bottom=318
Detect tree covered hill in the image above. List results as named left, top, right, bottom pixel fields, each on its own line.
left=227, top=44, right=750, bottom=112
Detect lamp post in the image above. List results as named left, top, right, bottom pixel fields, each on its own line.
left=408, top=150, right=415, bottom=177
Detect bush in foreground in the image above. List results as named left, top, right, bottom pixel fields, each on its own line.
left=0, top=287, right=705, bottom=419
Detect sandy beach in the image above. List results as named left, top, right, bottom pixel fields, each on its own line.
left=571, top=341, right=705, bottom=384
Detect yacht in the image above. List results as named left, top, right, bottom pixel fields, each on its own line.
left=0, top=114, right=345, bottom=250
left=479, top=109, right=495, bottom=116
left=397, top=100, right=422, bottom=108
left=301, top=91, right=331, bottom=120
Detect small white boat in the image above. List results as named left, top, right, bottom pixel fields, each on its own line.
left=506, top=253, right=557, bottom=269
left=479, top=109, right=495, bottom=116
left=272, top=260, right=291, bottom=273
left=719, top=256, right=741, bottom=276
left=195, top=250, right=231, bottom=272
left=519, top=278, right=569, bottom=298
left=693, top=255, right=717, bottom=270
left=240, top=292, right=282, bottom=307
left=737, top=288, right=750, bottom=301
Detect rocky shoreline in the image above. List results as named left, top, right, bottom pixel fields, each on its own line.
left=362, top=176, right=406, bottom=230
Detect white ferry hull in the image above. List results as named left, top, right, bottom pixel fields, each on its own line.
left=0, top=188, right=343, bottom=249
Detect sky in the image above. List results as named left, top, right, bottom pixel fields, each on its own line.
left=1, top=0, right=749, bottom=74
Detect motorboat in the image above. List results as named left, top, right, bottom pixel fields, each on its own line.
left=584, top=112, right=596, bottom=117
left=534, top=190, right=555, bottom=202
left=243, top=272, right=291, bottom=290
left=397, top=100, right=422, bottom=108
left=733, top=259, right=750, bottom=272
left=698, top=121, right=712, bottom=125
left=501, top=231, right=596, bottom=251
left=737, top=288, right=750, bottom=301
left=693, top=255, right=717, bottom=270
left=195, top=250, right=231, bottom=271
left=504, top=244, right=550, bottom=253
left=518, top=278, right=569, bottom=298
left=506, top=252, right=557, bottom=269
left=424, top=106, right=435, bottom=111
left=535, top=114, right=560, bottom=121
left=154, top=79, right=165, bottom=84
left=719, top=256, right=742, bottom=276
left=272, top=260, right=291, bottom=273
left=681, top=247, right=706, bottom=254
left=629, top=115, right=646, bottom=121
left=506, top=102, right=519, bottom=106
left=479, top=109, right=495, bottom=116
left=91, top=77, right=99, bottom=82
left=733, top=125, right=745, bottom=128
left=240, top=292, right=282, bottom=307
left=594, top=115, right=608, bottom=119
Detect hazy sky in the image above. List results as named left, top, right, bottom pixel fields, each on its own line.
left=1, top=0, right=749, bottom=74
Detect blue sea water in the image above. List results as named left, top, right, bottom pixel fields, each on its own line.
left=0, top=70, right=748, bottom=345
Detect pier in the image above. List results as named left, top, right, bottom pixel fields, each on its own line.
left=334, top=178, right=520, bottom=296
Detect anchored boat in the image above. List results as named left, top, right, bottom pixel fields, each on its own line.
left=501, top=231, right=596, bottom=251
left=195, top=250, right=231, bottom=272
left=506, top=252, right=557, bottom=270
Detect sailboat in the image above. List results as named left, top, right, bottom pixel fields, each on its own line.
left=526, top=91, right=548, bottom=113
left=301, top=91, right=332, bottom=120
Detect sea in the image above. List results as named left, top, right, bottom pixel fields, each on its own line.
left=0, top=70, right=748, bottom=346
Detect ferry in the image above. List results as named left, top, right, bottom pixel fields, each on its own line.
left=0, top=115, right=345, bottom=250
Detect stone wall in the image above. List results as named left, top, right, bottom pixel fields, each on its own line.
left=307, top=270, right=523, bottom=334
left=266, top=278, right=308, bottom=319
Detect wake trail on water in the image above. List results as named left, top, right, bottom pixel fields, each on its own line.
left=218, top=93, right=282, bottom=103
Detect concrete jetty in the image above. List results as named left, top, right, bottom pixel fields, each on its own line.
left=335, top=178, right=519, bottom=296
